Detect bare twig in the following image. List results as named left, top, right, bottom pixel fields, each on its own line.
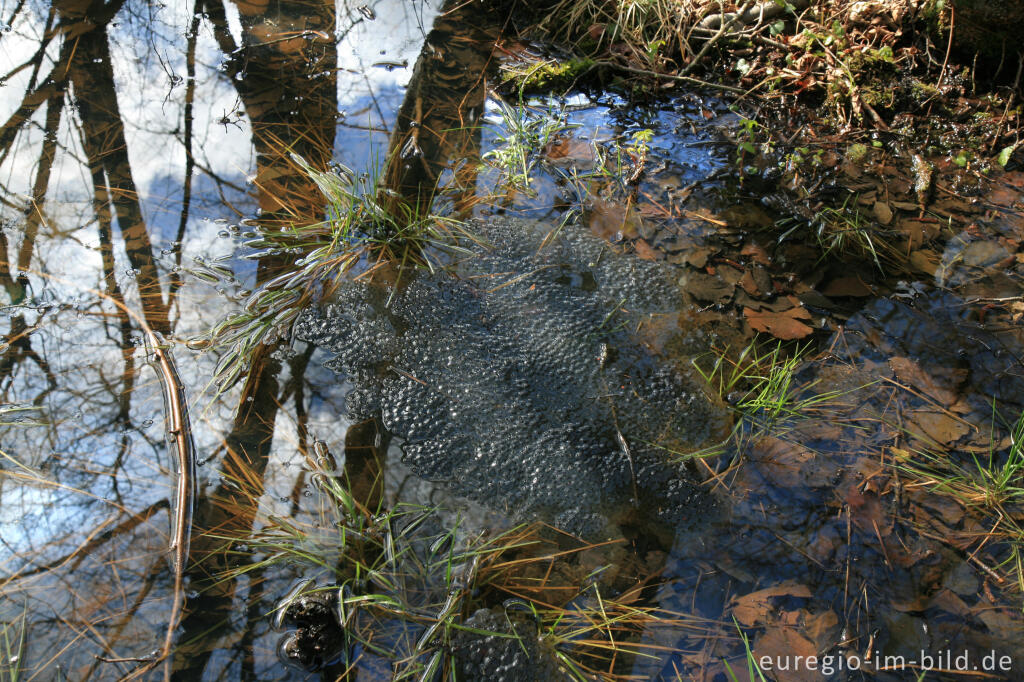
left=935, top=4, right=955, bottom=94
left=10, top=270, right=197, bottom=682
left=119, top=331, right=197, bottom=681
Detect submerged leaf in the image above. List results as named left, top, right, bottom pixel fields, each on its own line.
left=744, top=306, right=813, bottom=339
left=732, top=582, right=812, bottom=627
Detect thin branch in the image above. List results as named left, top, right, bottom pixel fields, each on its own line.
left=167, top=8, right=201, bottom=322
left=17, top=88, right=64, bottom=274
left=0, top=500, right=170, bottom=589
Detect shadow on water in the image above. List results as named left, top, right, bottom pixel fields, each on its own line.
left=2, top=0, right=1024, bottom=679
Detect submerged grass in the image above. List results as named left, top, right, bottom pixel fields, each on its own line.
left=484, top=98, right=579, bottom=193
left=195, top=155, right=478, bottom=390
left=0, top=604, right=25, bottom=682
left=692, top=339, right=846, bottom=432
left=892, top=406, right=1024, bottom=591
left=895, top=406, right=1024, bottom=512
left=198, top=447, right=726, bottom=679
left=723, top=618, right=768, bottom=682
left=775, top=193, right=902, bottom=272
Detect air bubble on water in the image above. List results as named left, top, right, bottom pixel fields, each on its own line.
left=142, top=419, right=154, bottom=428
left=218, top=230, right=230, bottom=238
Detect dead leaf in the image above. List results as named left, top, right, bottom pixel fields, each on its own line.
left=962, top=240, right=1011, bottom=268
left=897, top=219, right=939, bottom=250
left=752, top=627, right=819, bottom=682
left=739, top=270, right=762, bottom=297
left=943, top=561, right=979, bottom=597
left=744, top=306, right=814, bottom=339
left=684, top=247, right=713, bottom=268
left=928, top=588, right=971, bottom=617
left=633, top=238, right=658, bottom=261
left=908, top=249, right=939, bottom=275
left=803, top=610, right=839, bottom=650
left=987, top=186, right=1020, bottom=208
left=588, top=198, right=641, bottom=241
left=683, top=271, right=733, bottom=304
left=751, top=265, right=772, bottom=294
left=741, top=241, right=771, bottom=265
left=916, top=492, right=965, bottom=527
left=873, top=200, right=894, bottom=225
left=975, top=601, right=1021, bottom=635
left=732, top=582, right=813, bottom=627
left=906, top=409, right=971, bottom=446
left=888, top=357, right=959, bottom=407
left=845, top=487, right=893, bottom=536
left=544, top=136, right=595, bottom=166
left=747, top=436, right=829, bottom=488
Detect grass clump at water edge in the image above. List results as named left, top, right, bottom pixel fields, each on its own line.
left=692, top=339, right=848, bottom=431
left=192, top=155, right=478, bottom=390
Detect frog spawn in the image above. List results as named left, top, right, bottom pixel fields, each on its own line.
left=296, top=216, right=730, bottom=537
left=453, top=607, right=560, bottom=681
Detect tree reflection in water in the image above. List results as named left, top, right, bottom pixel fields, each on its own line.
left=0, top=0, right=499, bottom=677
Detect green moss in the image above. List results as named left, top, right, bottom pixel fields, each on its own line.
left=909, top=79, right=940, bottom=104
left=501, top=57, right=596, bottom=95
left=847, top=143, right=869, bottom=164
left=920, top=0, right=951, bottom=35
left=846, top=47, right=897, bottom=76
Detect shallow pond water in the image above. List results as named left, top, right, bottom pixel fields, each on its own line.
left=2, top=0, right=1024, bottom=680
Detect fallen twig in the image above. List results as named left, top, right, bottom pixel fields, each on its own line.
left=18, top=270, right=198, bottom=682
left=120, top=331, right=197, bottom=681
